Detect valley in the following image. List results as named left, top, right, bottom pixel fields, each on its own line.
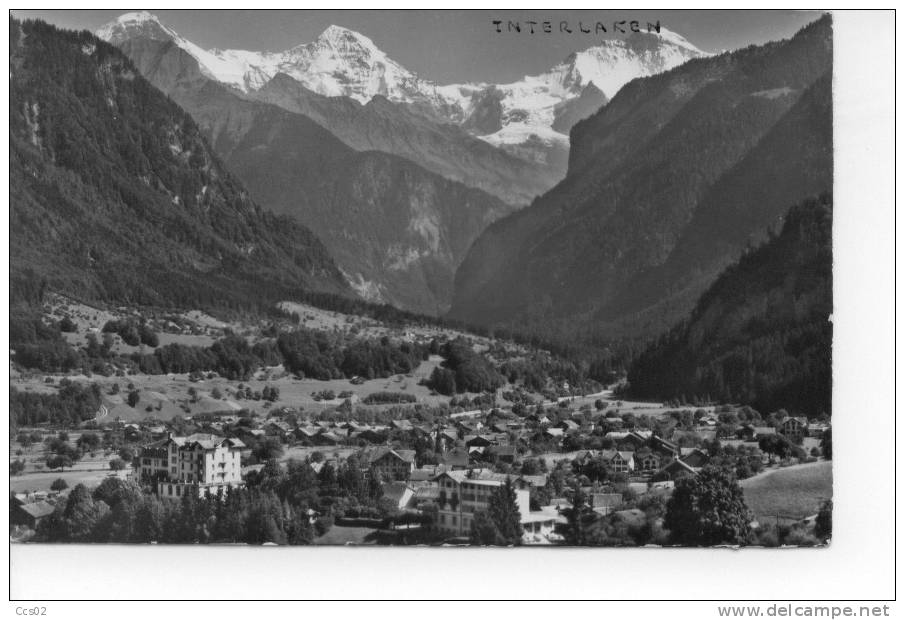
left=9, top=12, right=833, bottom=550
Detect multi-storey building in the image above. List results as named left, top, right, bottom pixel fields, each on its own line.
left=433, top=470, right=531, bottom=538
left=366, top=448, right=416, bottom=482
left=778, top=416, right=809, bottom=443
left=136, top=433, right=245, bottom=500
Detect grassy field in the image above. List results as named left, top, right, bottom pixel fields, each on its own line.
left=11, top=354, right=449, bottom=423
left=741, top=460, right=833, bottom=521
left=10, top=434, right=134, bottom=493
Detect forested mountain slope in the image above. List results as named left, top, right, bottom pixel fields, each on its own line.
left=10, top=19, right=348, bottom=311
left=627, top=195, right=832, bottom=416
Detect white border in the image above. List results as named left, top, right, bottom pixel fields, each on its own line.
left=3, top=5, right=898, bottom=610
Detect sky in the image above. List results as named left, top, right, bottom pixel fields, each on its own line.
left=11, top=10, right=826, bottom=84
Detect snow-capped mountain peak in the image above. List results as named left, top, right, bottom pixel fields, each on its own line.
left=312, top=24, right=381, bottom=52
left=95, top=11, right=178, bottom=45
left=653, top=27, right=706, bottom=55
left=96, top=12, right=708, bottom=153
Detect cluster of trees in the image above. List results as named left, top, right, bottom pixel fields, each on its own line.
left=11, top=310, right=82, bottom=373
left=247, top=456, right=390, bottom=522
left=35, top=454, right=408, bottom=544
left=469, top=477, right=524, bottom=546
left=276, top=331, right=427, bottom=381
left=128, top=329, right=428, bottom=383
left=44, top=432, right=84, bottom=470
left=35, top=479, right=316, bottom=545
left=10, top=382, right=101, bottom=428
left=427, top=338, right=504, bottom=395
left=362, top=392, right=416, bottom=405
left=102, top=319, right=159, bottom=347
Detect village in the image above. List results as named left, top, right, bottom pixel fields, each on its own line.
left=10, top=376, right=832, bottom=545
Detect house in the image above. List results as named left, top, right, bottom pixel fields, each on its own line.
left=317, top=432, right=343, bottom=446
left=673, top=429, right=716, bottom=443
left=432, top=470, right=531, bottom=538
left=439, top=447, right=470, bottom=469
left=572, top=450, right=597, bottom=468
left=456, top=420, right=481, bottom=434
left=602, top=417, right=625, bottom=430
left=435, top=428, right=460, bottom=452
left=635, top=451, right=661, bottom=474
left=295, top=426, right=323, bottom=442
left=464, top=434, right=495, bottom=449
left=558, top=420, right=580, bottom=433
left=381, top=481, right=416, bottom=511
left=659, top=458, right=698, bottom=480
left=680, top=448, right=710, bottom=469
left=367, top=448, right=416, bottom=481
left=599, top=450, right=635, bottom=473
left=390, top=419, right=414, bottom=432
left=543, top=428, right=564, bottom=440
left=412, top=482, right=441, bottom=507
left=138, top=433, right=246, bottom=500
left=410, top=465, right=447, bottom=483
left=12, top=501, right=56, bottom=530
left=808, top=422, right=830, bottom=438
left=521, top=505, right=567, bottom=544
left=486, top=444, right=518, bottom=464
left=651, top=436, right=680, bottom=458
left=519, top=474, right=548, bottom=489
left=778, top=416, right=809, bottom=443
left=265, top=420, right=293, bottom=438
left=604, top=431, right=647, bottom=450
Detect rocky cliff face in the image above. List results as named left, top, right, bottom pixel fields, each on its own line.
left=119, top=37, right=513, bottom=315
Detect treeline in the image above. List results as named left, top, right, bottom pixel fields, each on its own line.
left=34, top=479, right=317, bottom=545
left=34, top=455, right=398, bottom=544
left=627, top=195, right=832, bottom=416
left=131, top=330, right=427, bottom=381
left=362, top=392, right=417, bottom=405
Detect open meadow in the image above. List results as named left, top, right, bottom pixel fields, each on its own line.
left=741, top=460, right=833, bottom=521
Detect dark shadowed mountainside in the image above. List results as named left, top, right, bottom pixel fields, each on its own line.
left=627, top=195, right=832, bottom=417
left=251, top=74, right=560, bottom=206
left=118, top=37, right=514, bottom=315
left=449, top=16, right=832, bottom=344
left=9, top=19, right=349, bottom=310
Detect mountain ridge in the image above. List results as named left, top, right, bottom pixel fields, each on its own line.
left=10, top=18, right=350, bottom=311
left=117, top=35, right=514, bottom=315
left=97, top=11, right=708, bottom=163
left=449, top=15, right=832, bottom=343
